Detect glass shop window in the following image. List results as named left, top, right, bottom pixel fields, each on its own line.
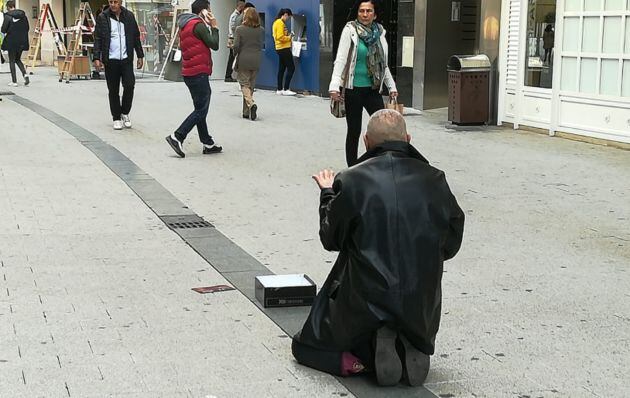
left=259, top=12, right=266, bottom=50
left=560, top=0, right=630, bottom=97
left=524, top=0, right=557, bottom=88
left=291, top=14, right=308, bottom=51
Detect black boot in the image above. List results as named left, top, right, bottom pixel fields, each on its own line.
left=398, top=334, right=430, bottom=386
left=374, top=325, right=402, bottom=386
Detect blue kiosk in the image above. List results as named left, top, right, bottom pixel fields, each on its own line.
left=253, top=0, right=320, bottom=93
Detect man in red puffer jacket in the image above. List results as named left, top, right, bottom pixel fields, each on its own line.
left=166, top=0, right=222, bottom=158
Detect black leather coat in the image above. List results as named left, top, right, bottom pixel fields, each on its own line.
left=295, top=141, right=465, bottom=355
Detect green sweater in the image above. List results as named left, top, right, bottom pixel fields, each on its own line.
left=353, top=40, right=373, bottom=87
left=193, top=23, right=220, bottom=50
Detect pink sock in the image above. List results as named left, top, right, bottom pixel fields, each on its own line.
left=340, top=352, right=365, bottom=376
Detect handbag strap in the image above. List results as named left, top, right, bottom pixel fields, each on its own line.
left=340, top=41, right=354, bottom=96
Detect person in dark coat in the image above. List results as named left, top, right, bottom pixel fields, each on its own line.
left=292, top=109, right=465, bottom=387
left=1, top=0, right=30, bottom=86
left=93, top=0, right=144, bottom=130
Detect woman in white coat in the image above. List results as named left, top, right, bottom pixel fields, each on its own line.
left=329, top=0, right=398, bottom=166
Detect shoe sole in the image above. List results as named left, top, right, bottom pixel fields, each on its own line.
left=165, top=137, right=185, bottom=158
left=250, top=105, right=257, bottom=121
left=400, top=335, right=430, bottom=386
left=374, top=326, right=402, bottom=386
left=203, top=148, right=222, bottom=155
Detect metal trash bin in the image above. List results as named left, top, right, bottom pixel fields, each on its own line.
left=447, top=54, right=491, bottom=125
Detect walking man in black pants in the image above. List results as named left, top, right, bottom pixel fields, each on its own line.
left=1, top=0, right=30, bottom=87
left=93, top=0, right=144, bottom=130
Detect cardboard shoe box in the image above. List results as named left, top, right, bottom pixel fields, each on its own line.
left=255, top=274, right=316, bottom=308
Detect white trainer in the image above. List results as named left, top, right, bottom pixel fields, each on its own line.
left=282, top=89, right=297, bottom=96
left=113, top=120, right=123, bottom=130
left=121, top=114, right=132, bottom=128
left=7, top=82, right=18, bottom=87
left=276, top=90, right=284, bottom=95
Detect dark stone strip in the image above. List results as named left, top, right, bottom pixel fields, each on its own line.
left=10, top=94, right=439, bottom=398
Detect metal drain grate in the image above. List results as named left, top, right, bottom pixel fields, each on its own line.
left=168, top=220, right=212, bottom=229
left=161, top=215, right=214, bottom=230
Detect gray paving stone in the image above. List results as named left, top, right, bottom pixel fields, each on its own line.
left=3, top=67, right=629, bottom=397
left=0, top=94, right=350, bottom=397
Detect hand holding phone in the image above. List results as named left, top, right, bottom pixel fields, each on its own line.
left=201, top=9, right=217, bottom=28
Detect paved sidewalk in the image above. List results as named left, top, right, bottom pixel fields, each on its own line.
left=2, top=67, right=630, bottom=397
left=0, top=97, right=349, bottom=397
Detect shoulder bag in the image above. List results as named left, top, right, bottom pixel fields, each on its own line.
left=330, top=41, right=354, bottom=118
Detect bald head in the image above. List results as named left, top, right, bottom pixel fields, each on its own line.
left=364, top=109, right=409, bottom=149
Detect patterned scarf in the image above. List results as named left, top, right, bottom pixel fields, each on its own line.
left=351, top=21, right=386, bottom=90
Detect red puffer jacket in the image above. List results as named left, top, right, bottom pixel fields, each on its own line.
left=180, top=18, right=212, bottom=77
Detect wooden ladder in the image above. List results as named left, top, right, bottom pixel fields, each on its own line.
left=59, top=2, right=96, bottom=83
left=26, top=3, right=67, bottom=70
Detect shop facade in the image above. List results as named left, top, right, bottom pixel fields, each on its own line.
left=11, top=0, right=507, bottom=115
left=498, top=0, right=630, bottom=144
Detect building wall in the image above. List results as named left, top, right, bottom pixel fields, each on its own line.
left=208, top=0, right=231, bottom=80
left=252, top=0, right=320, bottom=92
left=478, top=0, right=501, bottom=123
left=16, top=0, right=38, bottom=38
left=498, top=0, right=630, bottom=144
left=424, top=0, right=480, bottom=109
left=39, top=0, right=64, bottom=65
left=411, top=0, right=484, bottom=110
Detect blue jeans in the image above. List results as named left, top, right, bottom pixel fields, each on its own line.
left=175, top=74, right=214, bottom=146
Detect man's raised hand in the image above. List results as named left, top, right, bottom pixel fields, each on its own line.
left=312, top=169, right=336, bottom=189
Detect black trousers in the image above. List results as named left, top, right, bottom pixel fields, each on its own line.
left=291, top=333, right=374, bottom=377
left=104, top=59, right=135, bottom=121
left=276, top=48, right=294, bottom=90
left=225, top=48, right=235, bottom=79
left=8, top=50, right=26, bottom=83
left=344, top=87, right=384, bottom=166
left=175, top=74, right=214, bottom=146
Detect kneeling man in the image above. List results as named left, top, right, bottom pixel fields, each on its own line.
left=292, top=109, right=465, bottom=386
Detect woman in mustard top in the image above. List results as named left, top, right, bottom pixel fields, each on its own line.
left=272, top=8, right=296, bottom=96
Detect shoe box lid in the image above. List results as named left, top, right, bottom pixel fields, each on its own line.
left=255, top=274, right=316, bottom=308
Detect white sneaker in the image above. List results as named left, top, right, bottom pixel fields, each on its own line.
left=282, top=89, right=296, bottom=96
left=113, top=120, right=123, bottom=130
left=7, top=82, right=18, bottom=87
left=276, top=90, right=284, bottom=95
left=121, top=114, right=132, bottom=128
